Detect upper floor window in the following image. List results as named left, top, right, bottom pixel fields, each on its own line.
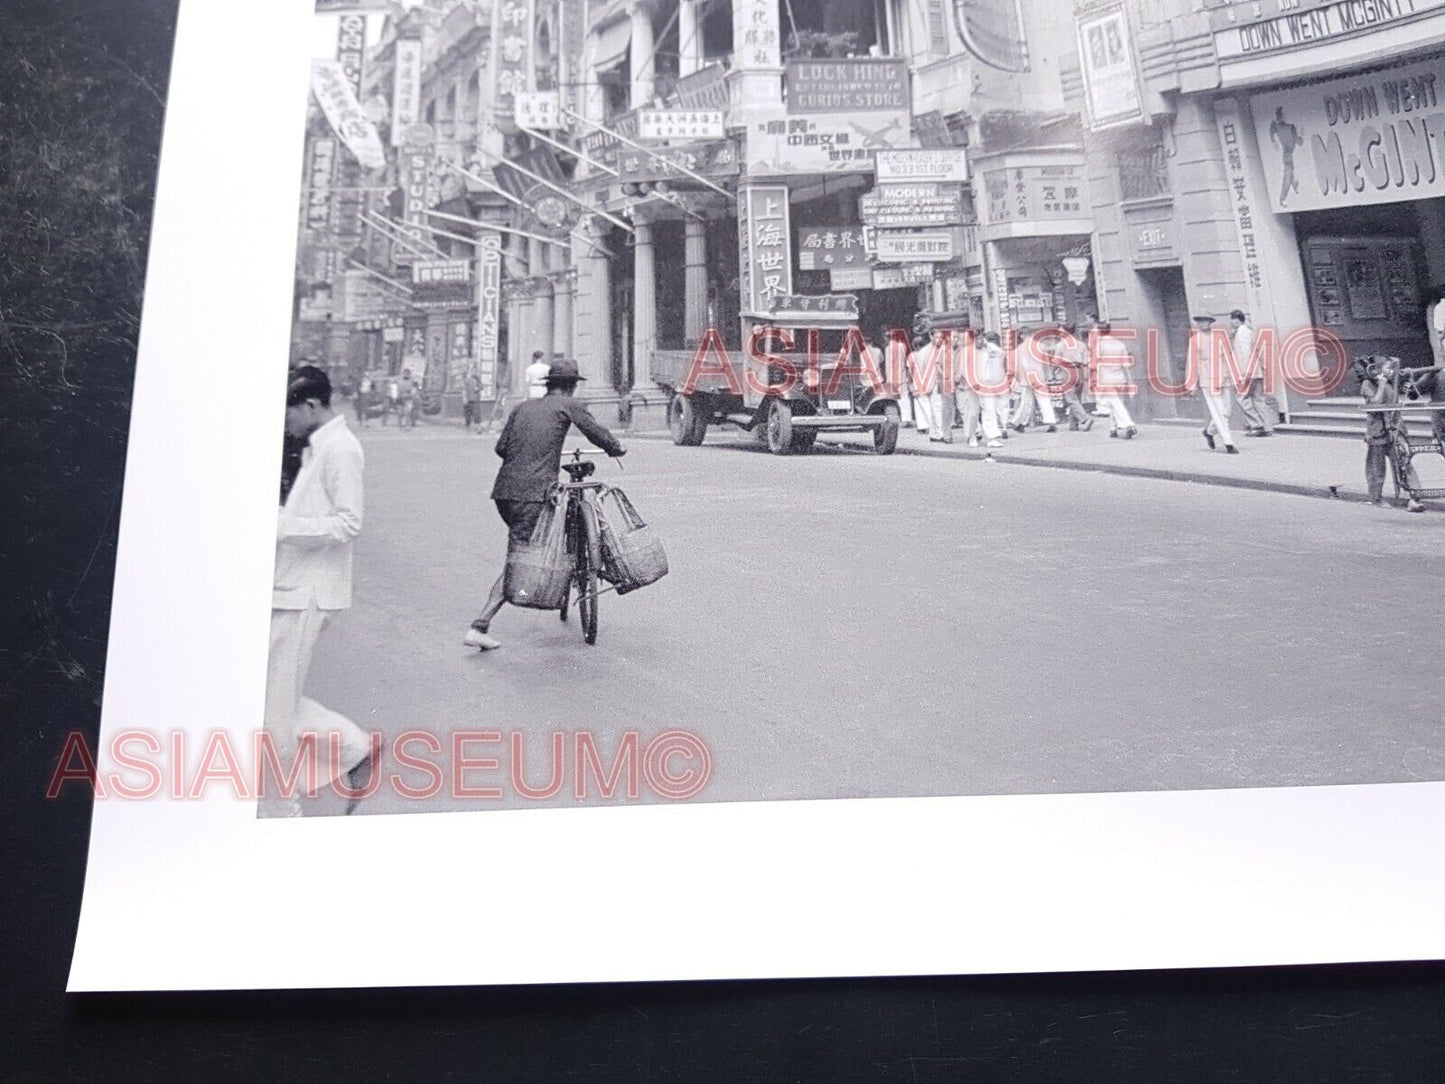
left=781, top=0, right=890, bottom=59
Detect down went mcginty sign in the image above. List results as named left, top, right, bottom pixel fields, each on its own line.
left=1249, top=55, right=1445, bottom=212
left=1211, top=0, right=1445, bottom=62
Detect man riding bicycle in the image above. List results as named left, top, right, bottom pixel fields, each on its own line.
left=464, top=358, right=625, bottom=649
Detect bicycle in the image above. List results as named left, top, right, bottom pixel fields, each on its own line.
left=555, top=448, right=622, bottom=645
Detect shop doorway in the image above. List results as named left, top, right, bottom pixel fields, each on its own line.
left=1137, top=266, right=1199, bottom=419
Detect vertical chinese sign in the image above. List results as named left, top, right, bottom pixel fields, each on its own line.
left=733, top=0, right=781, bottom=68
left=336, top=14, right=366, bottom=98
left=391, top=37, right=422, bottom=146
left=1213, top=99, right=1267, bottom=327
left=490, top=0, right=536, bottom=132
left=737, top=184, right=792, bottom=316
left=474, top=229, right=503, bottom=398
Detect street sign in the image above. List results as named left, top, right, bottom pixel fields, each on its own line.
left=875, top=148, right=969, bottom=183
left=875, top=230, right=955, bottom=263
left=858, top=183, right=967, bottom=228
left=515, top=91, right=560, bottom=131
left=637, top=109, right=726, bottom=141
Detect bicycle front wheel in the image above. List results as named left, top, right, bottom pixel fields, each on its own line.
left=576, top=500, right=600, bottom=645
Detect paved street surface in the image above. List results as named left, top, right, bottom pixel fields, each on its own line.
left=305, top=419, right=1445, bottom=816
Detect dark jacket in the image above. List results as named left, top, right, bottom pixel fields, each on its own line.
left=491, top=395, right=623, bottom=500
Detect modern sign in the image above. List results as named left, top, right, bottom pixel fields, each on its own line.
left=1076, top=6, right=1144, bottom=131
left=859, top=183, right=967, bottom=228
left=797, top=227, right=868, bottom=270
left=1249, top=55, right=1445, bottom=212
left=784, top=59, right=909, bottom=112
left=514, top=91, right=560, bottom=131
left=637, top=109, right=726, bottom=141
left=738, top=184, right=793, bottom=316
left=391, top=37, right=422, bottom=147
left=875, top=230, right=955, bottom=263
left=745, top=112, right=910, bottom=175
left=875, top=148, right=969, bottom=183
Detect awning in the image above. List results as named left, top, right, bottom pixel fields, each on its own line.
left=590, top=16, right=632, bottom=74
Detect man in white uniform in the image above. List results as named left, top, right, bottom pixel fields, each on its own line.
left=1091, top=323, right=1138, bottom=438
left=1191, top=314, right=1238, bottom=454
left=264, top=366, right=375, bottom=817
left=525, top=350, right=551, bottom=399
left=973, top=331, right=1009, bottom=449
left=1010, top=328, right=1060, bottom=433
left=1232, top=309, right=1276, bottom=436
left=907, top=331, right=937, bottom=438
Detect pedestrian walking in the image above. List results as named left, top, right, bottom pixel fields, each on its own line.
left=1091, top=322, right=1138, bottom=439
left=879, top=327, right=917, bottom=429
left=926, top=327, right=958, bottom=443
left=907, top=330, right=937, bottom=439
left=1359, top=357, right=1425, bottom=512
left=265, top=365, right=375, bottom=817
left=1192, top=314, right=1237, bottom=453
left=1048, top=325, right=1094, bottom=431
left=398, top=368, right=420, bottom=428
left=464, top=358, right=626, bottom=650
left=968, top=331, right=1009, bottom=449
left=354, top=373, right=373, bottom=428
left=1424, top=285, right=1445, bottom=447
left=462, top=366, right=483, bottom=431
left=1232, top=310, right=1277, bottom=436
left=525, top=350, right=551, bottom=399
left=1010, top=328, right=1059, bottom=433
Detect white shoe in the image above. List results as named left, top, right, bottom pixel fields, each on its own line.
left=968, top=437, right=980, bottom=447
left=986, top=438, right=1003, bottom=448
left=463, top=626, right=501, bottom=650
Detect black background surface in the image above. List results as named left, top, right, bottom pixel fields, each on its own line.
left=1, top=2, right=1441, bottom=1079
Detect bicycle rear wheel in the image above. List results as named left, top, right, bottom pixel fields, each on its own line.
left=576, top=501, right=600, bottom=645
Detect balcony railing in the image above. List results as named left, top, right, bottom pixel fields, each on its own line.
left=1117, top=144, right=1170, bottom=201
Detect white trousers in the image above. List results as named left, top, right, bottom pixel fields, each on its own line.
left=1096, top=391, right=1135, bottom=431
left=977, top=393, right=1007, bottom=441
left=262, top=604, right=371, bottom=816
left=1202, top=386, right=1235, bottom=447
left=1011, top=381, right=1058, bottom=427
left=912, top=388, right=935, bottom=434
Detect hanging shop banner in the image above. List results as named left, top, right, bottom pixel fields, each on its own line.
left=784, top=59, right=909, bottom=113
left=858, top=183, right=967, bottom=228
left=668, top=63, right=730, bottom=111
left=391, top=36, right=422, bottom=147
left=733, top=0, right=781, bottom=69
left=489, top=0, right=536, bottom=133
left=637, top=109, right=726, bottom=141
left=336, top=14, right=366, bottom=98
left=305, top=138, right=337, bottom=233
left=1076, top=6, right=1143, bottom=131
left=980, top=163, right=1086, bottom=227
left=514, top=91, right=560, bottom=131
left=1210, top=0, right=1445, bottom=65
left=311, top=60, right=386, bottom=171
left=830, top=267, right=875, bottom=291
left=738, top=184, right=792, bottom=316
left=616, top=138, right=741, bottom=185
left=797, top=227, right=868, bottom=271
left=744, top=112, right=910, bottom=175
left=474, top=228, right=502, bottom=398
left=953, top=0, right=1029, bottom=73
left=875, top=230, right=955, bottom=263
left=874, top=148, right=969, bottom=183
left=1248, top=55, right=1445, bottom=213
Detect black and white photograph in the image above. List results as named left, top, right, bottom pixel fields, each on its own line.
left=34, top=0, right=1445, bottom=995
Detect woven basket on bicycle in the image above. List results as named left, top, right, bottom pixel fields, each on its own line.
left=596, top=487, right=668, bottom=595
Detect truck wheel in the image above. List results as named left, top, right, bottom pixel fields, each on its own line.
left=790, top=429, right=817, bottom=453
left=765, top=399, right=793, bottom=455
left=873, top=403, right=901, bottom=455
left=668, top=394, right=705, bottom=446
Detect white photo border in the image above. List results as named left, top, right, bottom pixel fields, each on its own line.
left=68, top=0, right=1445, bottom=991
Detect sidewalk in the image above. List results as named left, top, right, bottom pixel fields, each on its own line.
left=633, top=417, right=1445, bottom=509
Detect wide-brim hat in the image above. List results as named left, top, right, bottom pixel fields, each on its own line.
left=1191, top=313, right=1216, bottom=323
left=545, top=358, right=587, bottom=384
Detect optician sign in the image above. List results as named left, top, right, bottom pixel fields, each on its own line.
left=1249, top=54, right=1445, bottom=212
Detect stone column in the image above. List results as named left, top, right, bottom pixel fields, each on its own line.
left=572, top=219, right=613, bottom=392
left=678, top=0, right=703, bottom=77
left=551, top=243, right=574, bottom=357
left=630, top=2, right=656, bottom=109
left=529, top=236, right=554, bottom=361
left=684, top=214, right=708, bottom=346
left=633, top=214, right=657, bottom=389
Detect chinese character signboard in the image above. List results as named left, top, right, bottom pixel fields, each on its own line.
left=311, top=60, right=386, bottom=170
left=616, top=139, right=740, bottom=186
left=637, top=109, right=726, bottom=141
left=738, top=184, right=792, bottom=317
left=306, top=138, right=337, bottom=233
left=1247, top=56, right=1445, bottom=213
left=391, top=37, right=422, bottom=147
left=514, top=91, right=560, bottom=131
left=1214, top=98, right=1269, bottom=323
left=1076, top=7, right=1143, bottom=131
left=784, top=59, right=909, bottom=112
left=490, top=0, right=535, bottom=132
left=980, top=163, right=1086, bottom=231
left=875, top=149, right=969, bottom=183
left=745, top=112, right=909, bottom=175
left=733, top=0, right=781, bottom=68
left=876, top=230, right=955, bottom=263
left=768, top=293, right=860, bottom=320
left=336, top=14, right=366, bottom=98
left=474, top=229, right=502, bottom=397
left=859, top=183, right=967, bottom=227
left=411, top=259, right=471, bottom=285
left=797, top=227, right=868, bottom=270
